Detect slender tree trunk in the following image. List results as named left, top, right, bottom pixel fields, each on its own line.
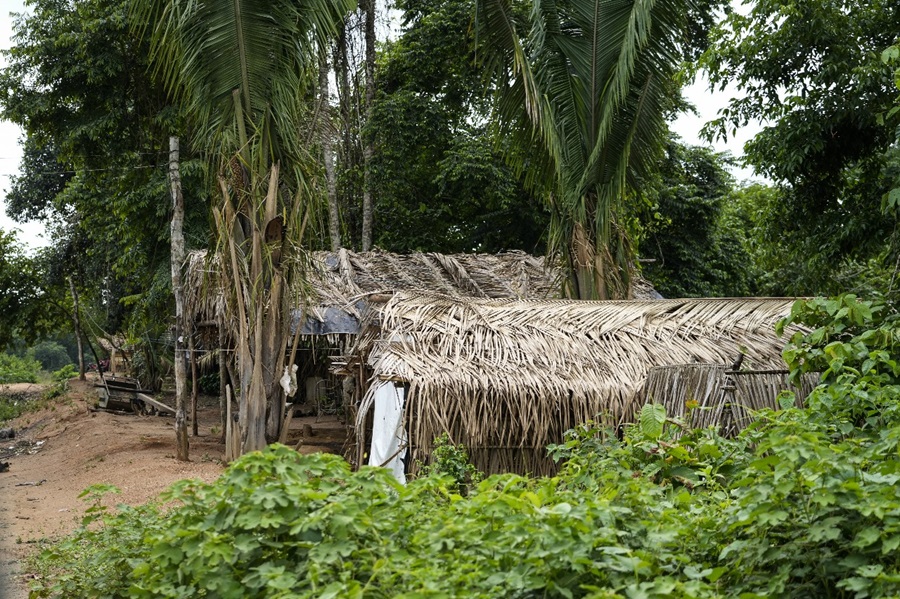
left=218, top=314, right=227, bottom=443
left=190, top=331, right=199, bottom=436
left=67, top=277, right=85, bottom=380
left=334, top=22, right=354, bottom=242
left=335, top=23, right=352, bottom=165
left=320, top=52, right=342, bottom=251
left=169, top=136, right=190, bottom=462
left=360, top=0, right=376, bottom=250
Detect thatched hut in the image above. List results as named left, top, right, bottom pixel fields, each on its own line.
left=186, top=247, right=661, bottom=336
left=183, top=248, right=661, bottom=410
left=341, top=293, right=804, bottom=479
left=185, top=248, right=580, bottom=410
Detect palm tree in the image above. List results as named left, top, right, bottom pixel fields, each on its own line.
left=476, top=0, right=694, bottom=299
left=134, top=0, right=353, bottom=453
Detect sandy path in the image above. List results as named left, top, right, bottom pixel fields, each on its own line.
left=0, top=379, right=226, bottom=597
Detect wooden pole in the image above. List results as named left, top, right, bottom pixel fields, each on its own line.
left=169, top=135, right=190, bottom=461
left=67, top=277, right=86, bottom=380
left=225, top=384, right=234, bottom=461
left=218, top=315, right=227, bottom=443
left=190, top=333, right=199, bottom=436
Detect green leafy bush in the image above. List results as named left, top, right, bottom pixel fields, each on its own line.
left=27, top=341, right=74, bottom=372
left=0, top=396, right=28, bottom=422
left=28, top=295, right=900, bottom=598
left=416, top=432, right=483, bottom=494
left=0, top=352, right=41, bottom=384
left=43, top=364, right=78, bottom=400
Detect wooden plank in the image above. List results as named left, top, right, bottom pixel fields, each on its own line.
left=136, top=393, right=175, bottom=415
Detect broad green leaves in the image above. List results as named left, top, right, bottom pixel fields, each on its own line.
left=640, top=403, right=666, bottom=439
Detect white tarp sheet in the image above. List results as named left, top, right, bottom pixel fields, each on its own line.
left=368, top=382, right=407, bottom=483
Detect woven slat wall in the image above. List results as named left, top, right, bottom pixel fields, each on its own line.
left=642, top=364, right=821, bottom=435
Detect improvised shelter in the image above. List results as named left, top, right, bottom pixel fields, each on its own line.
left=342, top=293, right=805, bottom=479
left=184, top=247, right=645, bottom=334
left=291, top=248, right=660, bottom=334
left=184, top=248, right=660, bottom=415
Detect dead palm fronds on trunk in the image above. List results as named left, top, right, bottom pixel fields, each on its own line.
left=350, top=293, right=805, bottom=476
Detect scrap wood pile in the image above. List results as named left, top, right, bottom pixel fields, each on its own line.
left=351, top=293, right=805, bottom=476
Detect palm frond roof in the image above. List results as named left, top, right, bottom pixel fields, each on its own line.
left=350, top=292, right=801, bottom=475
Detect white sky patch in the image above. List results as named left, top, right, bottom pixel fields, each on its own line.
left=670, top=74, right=769, bottom=185
left=1, top=0, right=47, bottom=251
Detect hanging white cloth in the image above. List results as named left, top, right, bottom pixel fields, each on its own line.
left=368, top=382, right=407, bottom=483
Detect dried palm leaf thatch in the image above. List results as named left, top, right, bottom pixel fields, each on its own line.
left=184, top=248, right=661, bottom=335
left=642, top=364, right=820, bottom=434
left=352, top=293, right=805, bottom=476
left=294, top=248, right=564, bottom=324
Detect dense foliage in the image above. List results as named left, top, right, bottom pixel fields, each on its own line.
left=639, top=138, right=758, bottom=297
left=700, top=0, right=900, bottom=296
left=27, top=341, right=74, bottom=372
left=0, top=353, right=41, bottom=385
left=28, top=295, right=900, bottom=598
left=0, top=0, right=209, bottom=339
left=369, top=0, right=548, bottom=253
left=0, top=230, right=49, bottom=348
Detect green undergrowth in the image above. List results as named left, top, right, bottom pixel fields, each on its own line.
left=1, top=365, right=78, bottom=423
left=28, top=295, right=900, bottom=598
left=0, top=352, right=41, bottom=384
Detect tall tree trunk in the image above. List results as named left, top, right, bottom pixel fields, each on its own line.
left=335, top=22, right=352, bottom=167
left=190, top=331, right=198, bottom=436
left=67, top=277, right=85, bottom=381
left=334, top=22, right=355, bottom=243
left=320, top=52, right=342, bottom=251
left=169, top=135, right=190, bottom=462
left=218, top=162, right=288, bottom=452
left=360, top=0, right=376, bottom=251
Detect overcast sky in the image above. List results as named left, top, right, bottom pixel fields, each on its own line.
left=0, top=1, right=765, bottom=252
left=0, top=0, right=45, bottom=249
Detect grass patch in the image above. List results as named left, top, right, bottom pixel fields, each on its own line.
left=0, top=393, right=53, bottom=424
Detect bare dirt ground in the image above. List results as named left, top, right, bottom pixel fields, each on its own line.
left=0, top=375, right=347, bottom=598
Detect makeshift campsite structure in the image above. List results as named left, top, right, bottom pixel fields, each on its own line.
left=341, top=293, right=806, bottom=478
left=185, top=248, right=660, bottom=336
left=183, top=248, right=661, bottom=410
left=183, top=248, right=611, bottom=441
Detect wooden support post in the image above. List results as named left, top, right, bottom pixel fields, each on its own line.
left=190, top=333, right=199, bottom=437
left=218, top=315, right=227, bottom=442
left=225, top=385, right=234, bottom=461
